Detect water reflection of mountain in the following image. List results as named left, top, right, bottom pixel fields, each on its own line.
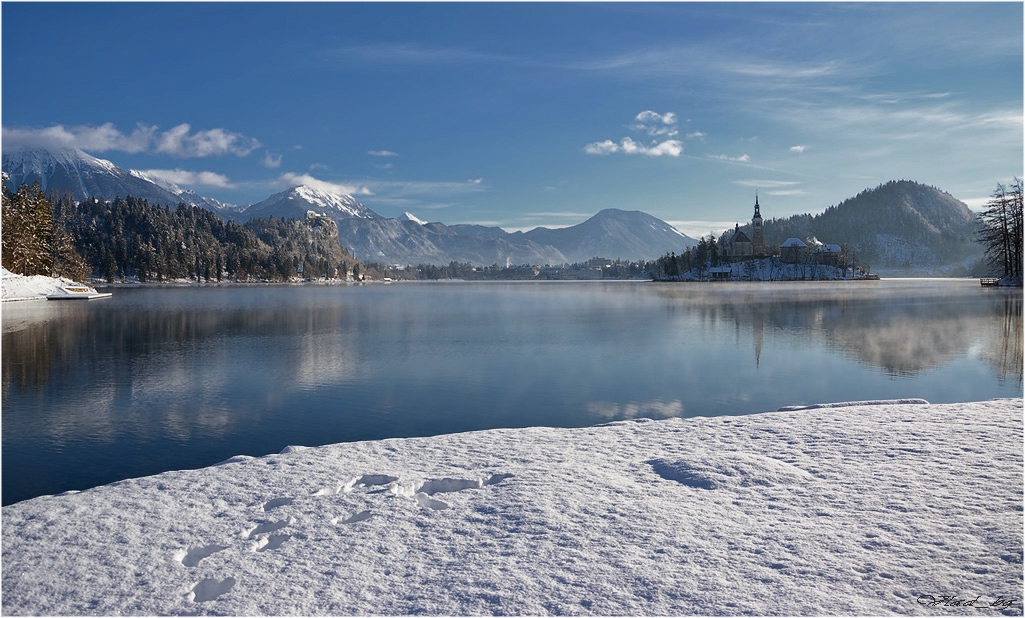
left=653, top=282, right=1023, bottom=378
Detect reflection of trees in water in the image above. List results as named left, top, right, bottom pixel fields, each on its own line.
left=661, top=284, right=1019, bottom=378
left=981, top=294, right=1023, bottom=386
left=1, top=302, right=358, bottom=443
left=824, top=311, right=978, bottom=376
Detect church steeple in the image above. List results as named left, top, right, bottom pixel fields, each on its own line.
left=752, top=192, right=764, bottom=252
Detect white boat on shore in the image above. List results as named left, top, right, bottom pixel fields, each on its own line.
left=46, top=285, right=112, bottom=301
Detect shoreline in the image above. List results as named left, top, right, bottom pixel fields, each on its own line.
left=3, top=398, right=1021, bottom=615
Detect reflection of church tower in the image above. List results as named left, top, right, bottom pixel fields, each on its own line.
left=752, top=193, right=764, bottom=254
left=752, top=308, right=764, bottom=368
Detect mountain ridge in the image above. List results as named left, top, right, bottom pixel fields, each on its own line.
left=3, top=148, right=979, bottom=271
left=754, top=180, right=982, bottom=274
left=2, top=147, right=698, bottom=266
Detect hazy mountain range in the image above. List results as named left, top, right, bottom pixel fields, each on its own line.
left=1, top=148, right=697, bottom=265
left=2, top=148, right=984, bottom=272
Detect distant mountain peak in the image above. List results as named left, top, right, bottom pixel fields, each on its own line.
left=399, top=212, right=427, bottom=225
left=2, top=147, right=181, bottom=206
left=247, top=185, right=381, bottom=221
left=4, top=147, right=120, bottom=178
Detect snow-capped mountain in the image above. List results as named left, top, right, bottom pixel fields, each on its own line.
left=128, top=169, right=244, bottom=215
left=335, top=209, right=698, bottom=267
left=520, top=209, right=697, bottom=263
left=399, top=212, right=427, bottom=225
left=2, top=148, right=183, bottom=206
left=0, top=146, right=699, bottom=266
left=336, top=218, right=569, bottom=266
left=245, top=185, right=381, bottom=221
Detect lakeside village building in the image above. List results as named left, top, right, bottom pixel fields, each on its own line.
left=708, top=196, right=847, bottom=279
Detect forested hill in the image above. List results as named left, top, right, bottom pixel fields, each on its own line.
left=760, top=180, right=983, bottom=274
left=64, top=195, right=361, bottom=282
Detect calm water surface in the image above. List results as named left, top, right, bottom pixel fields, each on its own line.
left=2, top=279, right=1021, bottom=505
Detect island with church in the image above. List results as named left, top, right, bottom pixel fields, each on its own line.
left=652, top=196, right=877, bottom=282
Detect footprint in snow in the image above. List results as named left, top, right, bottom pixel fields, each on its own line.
left=244, top=518, right=290, bottom=539
left=176, top=544, right=228, bottom=568
left=261, top=497, right=293, bottom=512
left=331, top=510, right=374, bottom=525
left=253, top=534, right=291, bottom=552
left=647, top=454, right=812, bottom=490
left=343, top=474, right=400, bottom=493
left=188, top=577, right=235, bottom=603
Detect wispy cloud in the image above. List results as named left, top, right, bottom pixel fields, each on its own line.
left=733, top=180, right=801, bottom=188
left=368, top=150, right=399, bottom=157
left=3, top=122, right=155, bottom=153
left=2, top=122, right=261, bottom=158
left=278, top=172, right=373, bottom=196
left=263, top=151, right=283, bottom=168
left=361, top=178, right=489, bottom=198
left=668, top=220, right=739, bottom=239
left=325, top=43, right=515, bottom=66
left=134, top=168, right=236, bottom=189
left=789, top=145, right=807, bottom=153
left=709, top=153, right=750, bottom=163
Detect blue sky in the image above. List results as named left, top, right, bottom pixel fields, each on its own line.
left=2, top=2, right=1021, bottom=237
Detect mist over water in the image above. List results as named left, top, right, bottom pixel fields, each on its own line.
left=2, top=279, right=1020, bottom=505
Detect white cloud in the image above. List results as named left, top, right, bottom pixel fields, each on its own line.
left=263, top=152, right=283, bottom=168
left=789, top=145, right=807, bottom=153
left=766, top=189, right=807, bottom=196
left=2, top=122, right=261, bottom=158
left=585, top=137, right=682, bottom=157
left=586, top=111, right=683, bottom=157
left=685, top=131, right=706, bottom=140
left=368, top=150, right=399, bottom=157
left=155, top=124, right=261, bottom=158
left=630, top=110, right=681, bottom=136
left=3, top=122, right=155, bottom=153
left=584, top=139, right=621, bottom=155
left=468, top=178, right=483, bottom=184
left=635, top=110, right=678, bottom=125
left=135, top=169, right=235, bottom=188
left=278, top=173, right=373, bottom=196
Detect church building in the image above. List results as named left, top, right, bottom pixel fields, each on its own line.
left=727, top=195, right=768, bottom=260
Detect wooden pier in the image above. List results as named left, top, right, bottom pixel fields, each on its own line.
left=980, top=278, right=1001, bottom=287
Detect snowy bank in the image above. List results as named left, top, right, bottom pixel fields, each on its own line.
left=2, top=399, right=1022, bottom=616
left=0, top=268, right=101, bottom=302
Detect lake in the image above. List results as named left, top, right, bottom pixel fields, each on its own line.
left=2, top=279, right=1021, bottom=506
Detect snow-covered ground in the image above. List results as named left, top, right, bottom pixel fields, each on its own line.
left=2, top=399, right=1021, bottom=616
left=0, top=268, right=100, bottom=301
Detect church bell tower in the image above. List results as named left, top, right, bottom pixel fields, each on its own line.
left=752, top=193, right=764, bottom=253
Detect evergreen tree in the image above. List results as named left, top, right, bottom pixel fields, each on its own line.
left=2, top=182, right=54, bottom=276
